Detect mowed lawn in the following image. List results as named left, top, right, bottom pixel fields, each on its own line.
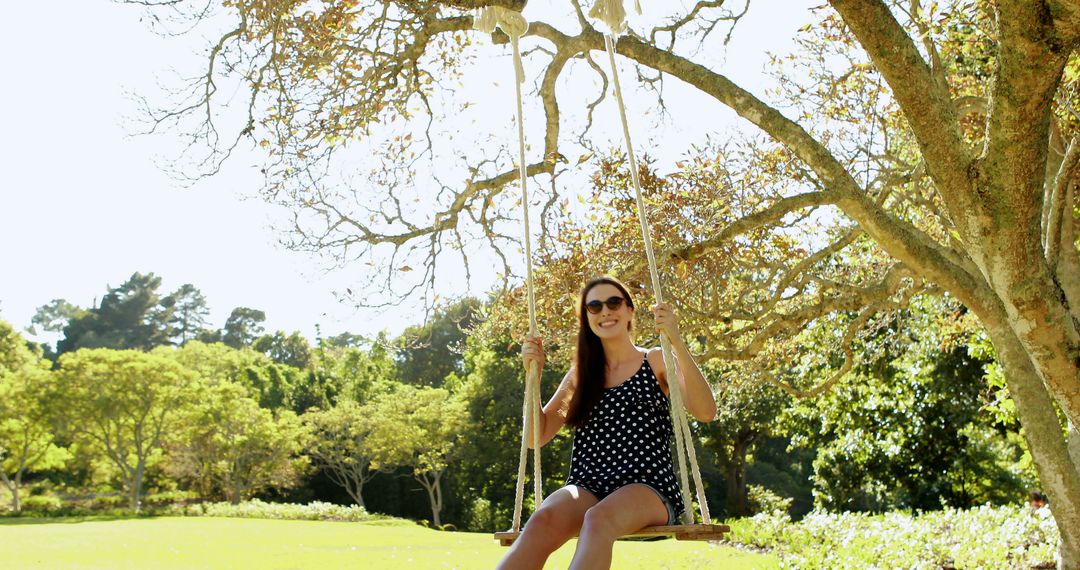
left=0, top=517, right=778, bottom=569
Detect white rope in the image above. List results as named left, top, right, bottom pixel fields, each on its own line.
left=474, top=6, right=543, bottom=533
left=601, top=31, right=711, bottom=525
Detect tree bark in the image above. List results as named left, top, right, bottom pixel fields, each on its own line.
left=1070, top=421, right=1080, bottom=479
left=987, top=322, right=1080, bottom=569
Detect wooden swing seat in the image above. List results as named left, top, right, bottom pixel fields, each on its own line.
left=494, top=523, right=730, bottom=546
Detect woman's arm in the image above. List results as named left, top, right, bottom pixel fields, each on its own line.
left=521, top=336, right=576, bottom=448
left=650, top=304, right=718, bottom=423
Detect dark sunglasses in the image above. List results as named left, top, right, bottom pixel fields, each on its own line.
left=585, top=296, right=628, bottom=315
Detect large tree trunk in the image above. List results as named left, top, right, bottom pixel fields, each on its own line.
left=11, top=473, right=21, bottom=513
left=0, top=470, right=20, bottom=513
left=349, top=487, right=367, bottom=510
left=131, top=464, right=144, bottom=514
left=987, top=322, right=1080, bottom=569
left=231, top=478, right=244, bottom=505
left=724, top=432, right=755, bottom=517
left=417, top=470, right=444, bottom=528
left=346, top=479, right=367, bottom=510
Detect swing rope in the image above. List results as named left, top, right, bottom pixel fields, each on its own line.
left=472, top=6, right=543, bottom=534
left=594, top=3, right=711, bottom=526
left=476, top=1, right=716, bottom=540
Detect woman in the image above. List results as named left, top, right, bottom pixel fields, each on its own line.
left=496, top=276, right=717, bottom=570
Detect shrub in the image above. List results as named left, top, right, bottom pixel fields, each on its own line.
left=21, top=495, right=64, bottom=512
left=163, top=499, right=397, bottom=523
left=747, top=484, right=794, bottom=515
left=465, top=497, right=494, bottom=532
left=725, top=505, right=1059, bottom=569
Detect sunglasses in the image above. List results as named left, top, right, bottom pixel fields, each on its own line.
left=585, top=296, right=629, bottom=315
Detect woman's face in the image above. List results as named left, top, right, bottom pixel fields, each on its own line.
left=584, top=283, right=633, bottom=340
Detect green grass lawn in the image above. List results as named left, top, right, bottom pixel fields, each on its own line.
left=0, top=516, right=777, bottom=569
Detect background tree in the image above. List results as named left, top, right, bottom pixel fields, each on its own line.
left=172, top=340, right=299, bottom=410
left=304, top=400, right=380, bottom=509
left=253, top=331, right=313, bottom=369
left=310, top=332, right=398, bottom=405
left=449, top=330, right=574, bottom=531
left=166, top=284, right=211, bottom=346
left=786, top=298, right=1034, bottom=512
left=367, top=385, right=467, bottom=527
left=395, top=298, right=482, bottom=388
left=0, top=322, right=69, bottom=512
left=29, top=299, right=83, bottom=358
left=30, top=299, right=82, bottom=336
left=701, top=370, right=791, bottom=518
left=52, top=348, right=196, bottom=512
left=169, top=381, right=309, bottom=504
left=221, top=307, right=267, bottom=349
left=57, top=272, right=176, bottom=354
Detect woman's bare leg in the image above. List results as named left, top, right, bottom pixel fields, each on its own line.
left=568, top=484, right=669, bottom=570
left=496, top=485, right=597, bottom=570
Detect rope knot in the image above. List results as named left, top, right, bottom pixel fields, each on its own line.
left=472, top=6, right=529, bottom=37
left=473, top=6, right=529, bottom=83
left=588, top=0, right=642, bottom=36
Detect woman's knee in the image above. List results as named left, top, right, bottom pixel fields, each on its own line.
left=579, top=504, right=620, bottom=540
left=522, top=506, right=577, bottom=545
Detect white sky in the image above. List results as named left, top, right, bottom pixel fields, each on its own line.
left=0, top=0, right=815, bottom=346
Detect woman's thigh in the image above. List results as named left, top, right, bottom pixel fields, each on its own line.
left=581, top=483, right=669, bottom=537
left=523, top=484, right=598, bottom=537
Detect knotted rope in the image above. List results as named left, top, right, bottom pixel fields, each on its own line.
left=593, top=1, right=711, bottom=526
left=473, top=6, right=543, bottom=534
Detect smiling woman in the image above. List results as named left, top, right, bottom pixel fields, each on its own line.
left=496, top=276, right=723, bottom=570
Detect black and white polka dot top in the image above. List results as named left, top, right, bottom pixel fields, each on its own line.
left=565, top=353, right=684, bottom=518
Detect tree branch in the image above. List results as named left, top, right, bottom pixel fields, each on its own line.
left=828, top=0, right=973, bottom=217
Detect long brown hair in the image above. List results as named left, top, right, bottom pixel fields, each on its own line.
left=565, top=276, right=635, bottom=428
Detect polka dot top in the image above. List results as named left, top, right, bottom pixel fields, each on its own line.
left=565, top=353, right=684, bottom=519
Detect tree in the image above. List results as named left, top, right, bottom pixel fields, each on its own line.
left=52, top=348, right=197, bottom=512
left=253, top=330, right=313, bottom=369
left=310, top=332, right=398, bottom=405
left=172, top=340, right=300, bottom=410
left=367, top=385, right=467, bottom=527
left=304, top=401, right=381, bottom=509
left=168, top=382, right=309, bottom=504
left=450, top=331, right=574, bottom=531
left=132, top=1, right=1080, bottom=562
left=0, top=322, right=69, bottom=512
left=30, top=299, right=84, bottom=358
left=57, top=272, right=176, bottom=354
left=786, top=298, right=1034, bottom=512
left=701, top=372, right=791, bottom=518
left=30, top=299, right=82, bottom=336
left=166, top=284, right=211, bottom=346
left=395, top=298, right=482, bottom=387
left=222, top=307, right=266, bottom=349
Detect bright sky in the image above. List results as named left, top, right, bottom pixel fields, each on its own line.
left=0, top=0, right=815, bottom=346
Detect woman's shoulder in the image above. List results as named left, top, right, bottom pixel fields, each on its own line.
left=644, top=346, right=665, bottom=370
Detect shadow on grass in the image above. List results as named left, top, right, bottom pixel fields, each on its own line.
left=0, top=514, right=158, bottom=526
